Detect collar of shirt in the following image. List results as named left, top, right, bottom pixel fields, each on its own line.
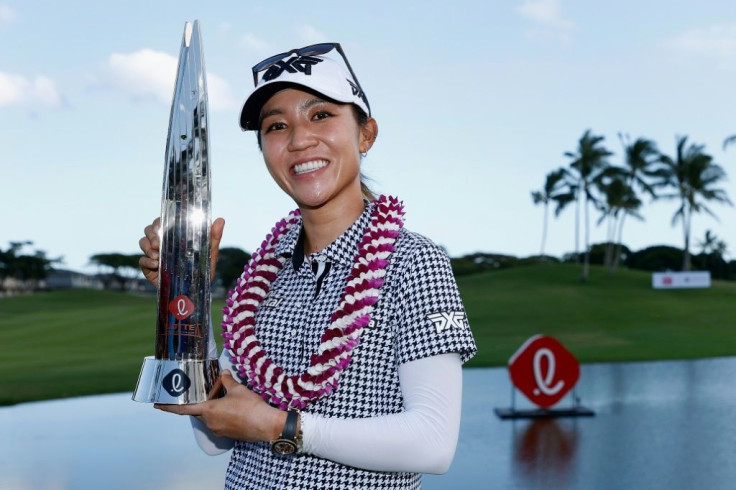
left=275, top=200, right=373, bottom=271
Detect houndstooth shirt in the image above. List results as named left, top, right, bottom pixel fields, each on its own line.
left=224, top=201, right=476, bottom=490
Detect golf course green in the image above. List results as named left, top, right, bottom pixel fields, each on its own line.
left=1, top=263, right=734, bottom=405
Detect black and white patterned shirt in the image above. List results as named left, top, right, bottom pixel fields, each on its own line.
left=225, top=201, right=476, bottom=490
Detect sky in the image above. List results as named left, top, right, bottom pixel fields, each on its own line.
left=2, top=0, right=736, bottom=274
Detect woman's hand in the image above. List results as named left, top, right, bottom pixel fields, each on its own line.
left=155, top=370, right=285, bottom=442
left=138, top=217, right=226, bottom=286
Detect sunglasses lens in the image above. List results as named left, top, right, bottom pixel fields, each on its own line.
left=296, top=43, right=335, bottom=57
left=253, top=54, right=287, bottom=73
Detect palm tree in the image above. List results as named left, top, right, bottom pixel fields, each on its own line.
left=531, top=168, right=569, bottom=256
left=697, top=229, right=728, bottom=272
left=612, top=190, right=643, bottom=271
left=655, top=136, right=732, bottom=271
left=724, top=135, right=736, bottom=150
left=602, top=134, right=660, bottom=272
left=618, top=134, right=660, bottom=198
left=698, top=229, right=718, bottom=255
left=714, top=239, right=728, bottom=258
left=553, top=174, right=579, bottom=260
left=596, top=175, right=643, bottom=272
left=565, top=129, right=613, bottom=281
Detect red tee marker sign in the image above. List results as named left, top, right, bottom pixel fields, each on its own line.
left=169, top=295, right=195, bottom=320
left=508, top=335, right=580, bottom=408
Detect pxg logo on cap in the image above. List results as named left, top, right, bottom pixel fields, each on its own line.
left=262, top=55, right=323, bottom=82
left=162, top=369, right=191, bottom=397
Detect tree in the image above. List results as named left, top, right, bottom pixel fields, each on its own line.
left=565, top=129, right=613, bottom=281
left=89, top=253, right=140, bottom=290
left=697, top=229, right=728, bottom=274
left=618, top=134, right=660, bottom=197
left=698, top=229, right=719, bottom=255
left=215, top=247, right=252, bottom=290
left=625, top=245, right=683, bottom=271
left=595, top=174, right=643, bottom=273
left=551, top=174, right=579, bottom=262
left=597, top=135, right=659, bottom=273
left=0, top=241, right=62, bottom=292
left=531, top=168, right=570, bottom=256
left=654, top=136, right=732, bottom=271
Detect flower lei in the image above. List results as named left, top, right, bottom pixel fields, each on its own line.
left=221, top=195, right=404, bottom=410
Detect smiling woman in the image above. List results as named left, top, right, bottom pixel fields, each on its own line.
left=138, top=42, right=476, bottom=490
left=257, top=89, right=376, bottom=239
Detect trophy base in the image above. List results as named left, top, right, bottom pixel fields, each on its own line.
left=132, top=356, right=220, bottom=404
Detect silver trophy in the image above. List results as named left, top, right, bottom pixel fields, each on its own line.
left=133, top=20, right=220, bottom=404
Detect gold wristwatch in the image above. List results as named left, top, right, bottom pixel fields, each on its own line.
left=271, top=409, right=302, bottom=455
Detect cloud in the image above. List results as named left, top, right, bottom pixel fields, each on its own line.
left=237, top=26, right=326, bottom=58
left=517, top=0, right=574, bottom=43
left=104, top=49, right=177, bottom=103
left=663, top=23, right=736, bottom=65
left=100, top=49, right=238, bottom=110
left=218, top=22, right=232, bottom=36
left=206, top=73, right=239, bottom=111
left=297, top=24, right=328, bottom=44
left=0, top=3, right=17, bottom=26
left=0, top=72, right=62, bottom=108
left=239, top=33, right=269, bottom=53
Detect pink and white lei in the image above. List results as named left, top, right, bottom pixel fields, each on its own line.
left=222, top=195, right=404, bottom=410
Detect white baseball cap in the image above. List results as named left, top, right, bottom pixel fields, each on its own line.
left=239, top=43, right=370, bottom=131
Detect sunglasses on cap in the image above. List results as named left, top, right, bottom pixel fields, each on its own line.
left=251, top=42, right=371, bottom=115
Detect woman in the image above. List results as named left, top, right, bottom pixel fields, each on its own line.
left=139, top=43, right=476, bottom=490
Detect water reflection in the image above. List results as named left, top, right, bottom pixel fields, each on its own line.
left=4, top=358, right=736, bottom=489
left=0, top=394, right=229, bottom=490
left=512, top=419, right=579, bottom=488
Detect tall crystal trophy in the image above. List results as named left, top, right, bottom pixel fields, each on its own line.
left=133, top=20, right=220, bottom=404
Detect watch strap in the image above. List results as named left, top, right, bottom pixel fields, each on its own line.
left=281, top=409, right=299, bottom=441
left=270, top=410, right=301, bottom=455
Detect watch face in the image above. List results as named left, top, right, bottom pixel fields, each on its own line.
left=272, top=439, right=297, bottom=455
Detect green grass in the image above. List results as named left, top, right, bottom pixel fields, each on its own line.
left=0, top=289, right=226, bottom=406
left=462, top=263, right=736, bottom=366
left=1, top=263, right=735, bottom=404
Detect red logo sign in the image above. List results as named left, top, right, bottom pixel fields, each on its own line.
left=663, top=276, right=673, bottom=285
left=168, top=295, right=195, bottom=320
left=508, top=335, right=580, bottom=408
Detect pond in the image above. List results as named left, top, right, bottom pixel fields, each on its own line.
left=3, top=358, right=736, bottom=489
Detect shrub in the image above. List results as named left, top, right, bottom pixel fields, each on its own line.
left=625, top=245, right=683, bottom=271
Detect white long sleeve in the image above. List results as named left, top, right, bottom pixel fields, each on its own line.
left=190, top=352, right=464, bottom=471
left=189, top=351, right=236, bottom=455
left=302, top=352, right=463, bottom=474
